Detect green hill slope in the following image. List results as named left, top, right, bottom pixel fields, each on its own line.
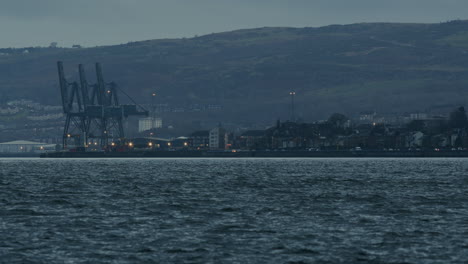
left=2, top=20, right=468, bottom=122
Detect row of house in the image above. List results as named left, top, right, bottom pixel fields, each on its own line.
left=179, top=116, right=468, bottom=151
left=92, top=107, right=468, bottom=152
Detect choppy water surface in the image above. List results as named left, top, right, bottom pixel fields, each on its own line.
left=1, top=158, right=468, bottom=263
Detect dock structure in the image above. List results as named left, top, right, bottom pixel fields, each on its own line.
left=57, top=61, right=148, bottom=149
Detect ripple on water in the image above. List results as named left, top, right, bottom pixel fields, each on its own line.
left=0, top=158, right=467, bottom=263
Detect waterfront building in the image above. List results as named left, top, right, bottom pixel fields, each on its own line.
left=0, top=140, right=56, bottom=153
left=237, top=130, right=267, bottom=150
left=138, top=117, right=162, bottom=132
left=189, top=131, right=210, bottom=149
left=209, top=127, right=227, bottom=150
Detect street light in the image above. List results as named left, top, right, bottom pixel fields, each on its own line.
left=151, top=92, right=157, bottom=128
left=289, top=91, right=296, bottom=122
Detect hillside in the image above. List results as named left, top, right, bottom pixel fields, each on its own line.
left=3, top=20, right=468, bottom=124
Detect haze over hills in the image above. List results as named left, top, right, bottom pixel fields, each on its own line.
left=2, top=20, right=468, bottom=125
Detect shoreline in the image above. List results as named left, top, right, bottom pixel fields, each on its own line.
left=37, top=150, right=468, bottom=158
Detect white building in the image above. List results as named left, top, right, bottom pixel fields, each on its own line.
left=138, top=117, right=162, bottom=132
left=359, top=111, right=377, bottom=123
left=209, top=127, right=227, bottom=150
left=27, top=113, right=63, bottom=121
left=0, top=140, right=56, bottom=153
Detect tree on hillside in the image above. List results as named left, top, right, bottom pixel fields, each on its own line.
left=449, top=106, right=468, bottom=129
left=327, top=113, right=349, bottom=128
left=326, top=113, right=351, bottom=136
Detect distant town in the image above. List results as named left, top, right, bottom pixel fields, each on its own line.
left=1, top=96, right=468, bottom=155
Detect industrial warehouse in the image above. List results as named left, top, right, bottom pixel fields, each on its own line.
left=0, top=140, right=55, bottom=154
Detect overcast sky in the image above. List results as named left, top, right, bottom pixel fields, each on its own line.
left=1, top=0, right=468, bottom=48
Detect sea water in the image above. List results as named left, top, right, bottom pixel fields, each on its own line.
left=1, top=158, right=467, bottom=263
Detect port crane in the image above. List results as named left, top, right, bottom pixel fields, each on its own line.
left=57, top=61, right=148, bottom=149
